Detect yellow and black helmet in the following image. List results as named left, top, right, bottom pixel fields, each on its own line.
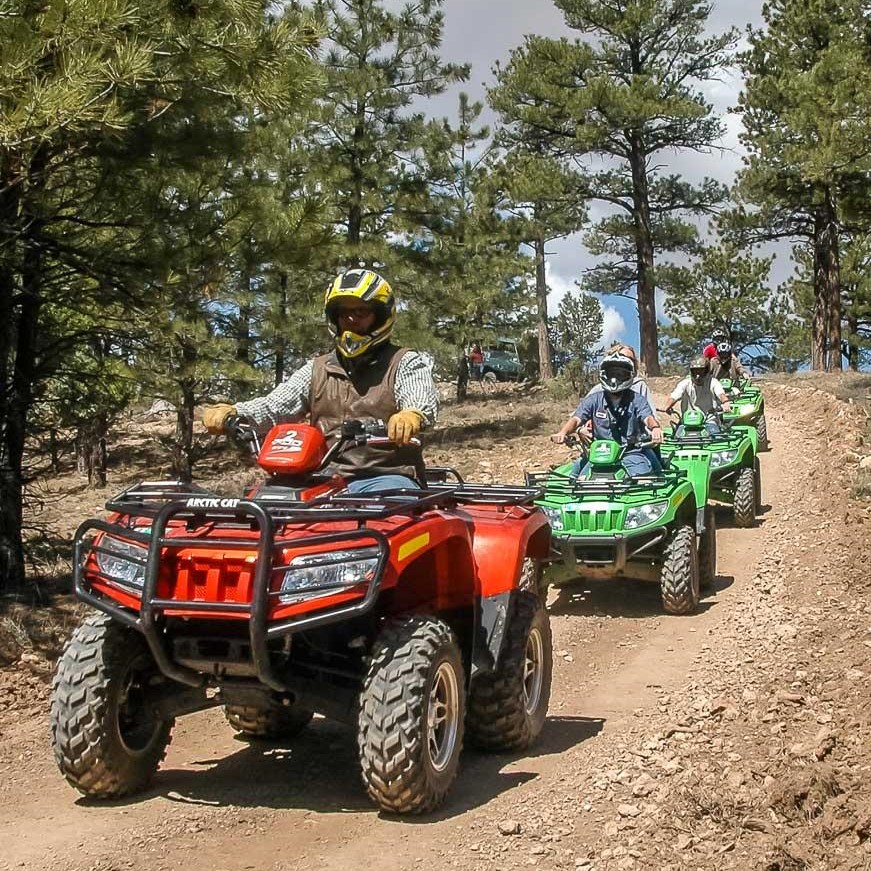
left=324, top=269, right=396, bottom=359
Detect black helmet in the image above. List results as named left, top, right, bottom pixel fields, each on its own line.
left=716, top=341, right=732, bottom=361
left=599, top=354, right=634, bottom=393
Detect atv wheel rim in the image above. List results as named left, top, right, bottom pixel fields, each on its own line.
left=523, top=628, right=545, bottom=716
left=115, top=656, right=162, bottom=755
left=427, top=662, right=460, bottom=772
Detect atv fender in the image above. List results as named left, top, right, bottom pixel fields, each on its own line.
left=468, top=509, right=551, bottom=598
left=734, top=424, right=758, bottom=456
left=465, top=509, right=550, bottom=679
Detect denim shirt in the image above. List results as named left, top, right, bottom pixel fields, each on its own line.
left=573, top=390, right=654, bottom=446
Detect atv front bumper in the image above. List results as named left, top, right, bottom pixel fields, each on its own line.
left=74, top=498, right=389, bottom=693
left=546, top=527, right=668, bottom=584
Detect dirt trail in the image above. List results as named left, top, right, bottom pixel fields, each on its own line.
left=1, top=383, right=869, bottom=871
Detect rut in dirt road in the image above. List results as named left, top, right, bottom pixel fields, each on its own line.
left=0, top=382, right=868, bottom=871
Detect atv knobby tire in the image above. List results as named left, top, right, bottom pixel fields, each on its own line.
left=50, top=613, right=173, bottom=799
left=660, top=523, right=700, bottom=615
left=225, top=703, right=313, bottom=740
left=698, top=507, right=717, bottom=591
left=757, top=413, right=769, bottom=451
left=734, top=467, right=757, bottom=528
left=467, top=591, right=552, bottom=752
left=358, top=616, right=465, bottom=814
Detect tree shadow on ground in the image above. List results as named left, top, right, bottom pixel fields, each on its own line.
left=85, top=712, right=603, bottom=820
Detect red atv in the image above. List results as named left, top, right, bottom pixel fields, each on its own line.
left=51, top=418, right=553, bottom=814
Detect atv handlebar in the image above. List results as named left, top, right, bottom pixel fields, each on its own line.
left=225, top=414, right=262, bottom=455
left=224, top=415, right=420, bottom=465
left=562, top=433, right=654, bottom=452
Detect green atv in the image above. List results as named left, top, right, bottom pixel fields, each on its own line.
left=719, top=378, right=768, bottom=450
left=660, top=408, right=761, bottom=533
left=528, top=437, right=713, bottom=616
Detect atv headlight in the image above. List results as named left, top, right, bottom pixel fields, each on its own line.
left=94, top=535, right=148, bottom=590
left=624, top=501, right=669, bottom=529
left=738, top=403, right=757, bottom=416
left=710, top=449, right=739, bottom=469
left=542, top=506, right=564, bottom=532
left=279, top=547, right=380, bottom=604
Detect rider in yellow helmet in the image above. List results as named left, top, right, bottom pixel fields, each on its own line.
left=202, top=269, right=438, bottom=492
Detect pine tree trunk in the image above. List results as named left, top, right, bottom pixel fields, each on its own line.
left=534, top=235, right=553, bottom=381
left=822, top=190, right=842, bottom=372
left=846, top=312, right=859, bottom=371
left=237, top=303, right=251, bottom=366
left=171, top=335, right=198, bottom=483
left=0, top=146, right=48, bottom=590
left=171, top=387, right=196, bottom=483
left=628, top=135, right=659, bottom=376
left=76, top=420, right=108, bottom=488
left=812, top=195, right=842, bottom=372
left=347, top=109, right=365, bottom=246
left=811, top=209, right=828, bottom=370
left=274, top=272, right=288, bottom=386
left=0, top=155, right=22, bottom=592
left=49, top=428, right=60, bottom=474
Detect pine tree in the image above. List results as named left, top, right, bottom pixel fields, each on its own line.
left=490, top=0, right=735, bottom=375
left=736, top=0, right=871, bottom=371
left=659, top=241, right=782, bottom=369
left=553, top=290, right=603, bottom=390
left=309, top=0, right=467, bottom=262
left=486, top=151, right=588, bottom=381
left=0, top=0, right=321, bottom=588
left=403, top=94, right=533, bottom=365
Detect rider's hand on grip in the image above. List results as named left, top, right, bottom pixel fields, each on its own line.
left=387, top=409, right=424, bottom=446
left=203, top=403, right=236, bottom=434
left=550, top=432, right=566, bottom=444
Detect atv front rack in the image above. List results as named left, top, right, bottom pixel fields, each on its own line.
left=75, top=479, right=542, bottom=691
left=525, top=468, right=676, bottom=497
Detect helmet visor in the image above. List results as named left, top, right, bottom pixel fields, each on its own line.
left=600, top=360, right=634, bottom=393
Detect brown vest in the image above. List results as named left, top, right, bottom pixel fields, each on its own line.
left=711, top=359, right=739, bottom=382
left=309, top=345, right=424, bottom=481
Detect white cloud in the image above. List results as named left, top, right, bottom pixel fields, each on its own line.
left=544, top=261, right=626, bottom=350
left=601, top=306, right=627, bottom=350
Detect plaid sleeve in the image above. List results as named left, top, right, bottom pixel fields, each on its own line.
left=394, top=352, right=439, bottom=426
left=235, top=361, right=313, bottom=429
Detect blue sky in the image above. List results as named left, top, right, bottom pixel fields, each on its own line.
left=414, top=0, right=770, bottom=349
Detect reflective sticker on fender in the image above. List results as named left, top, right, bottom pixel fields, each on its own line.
left=398, top=532, right=430, bottom=562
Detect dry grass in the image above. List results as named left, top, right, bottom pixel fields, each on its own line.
left=0, top=593, right=83, bottom=666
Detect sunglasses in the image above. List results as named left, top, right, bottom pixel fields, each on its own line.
left=336, top=307, right=374, bottom=319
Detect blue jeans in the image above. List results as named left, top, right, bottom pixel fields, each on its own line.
left=346, top=475, right=420, bottom=493
left=572, top=448, right=659, bottom=479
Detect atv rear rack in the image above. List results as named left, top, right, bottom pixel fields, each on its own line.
left=106, top=478, right=541, bottom=523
